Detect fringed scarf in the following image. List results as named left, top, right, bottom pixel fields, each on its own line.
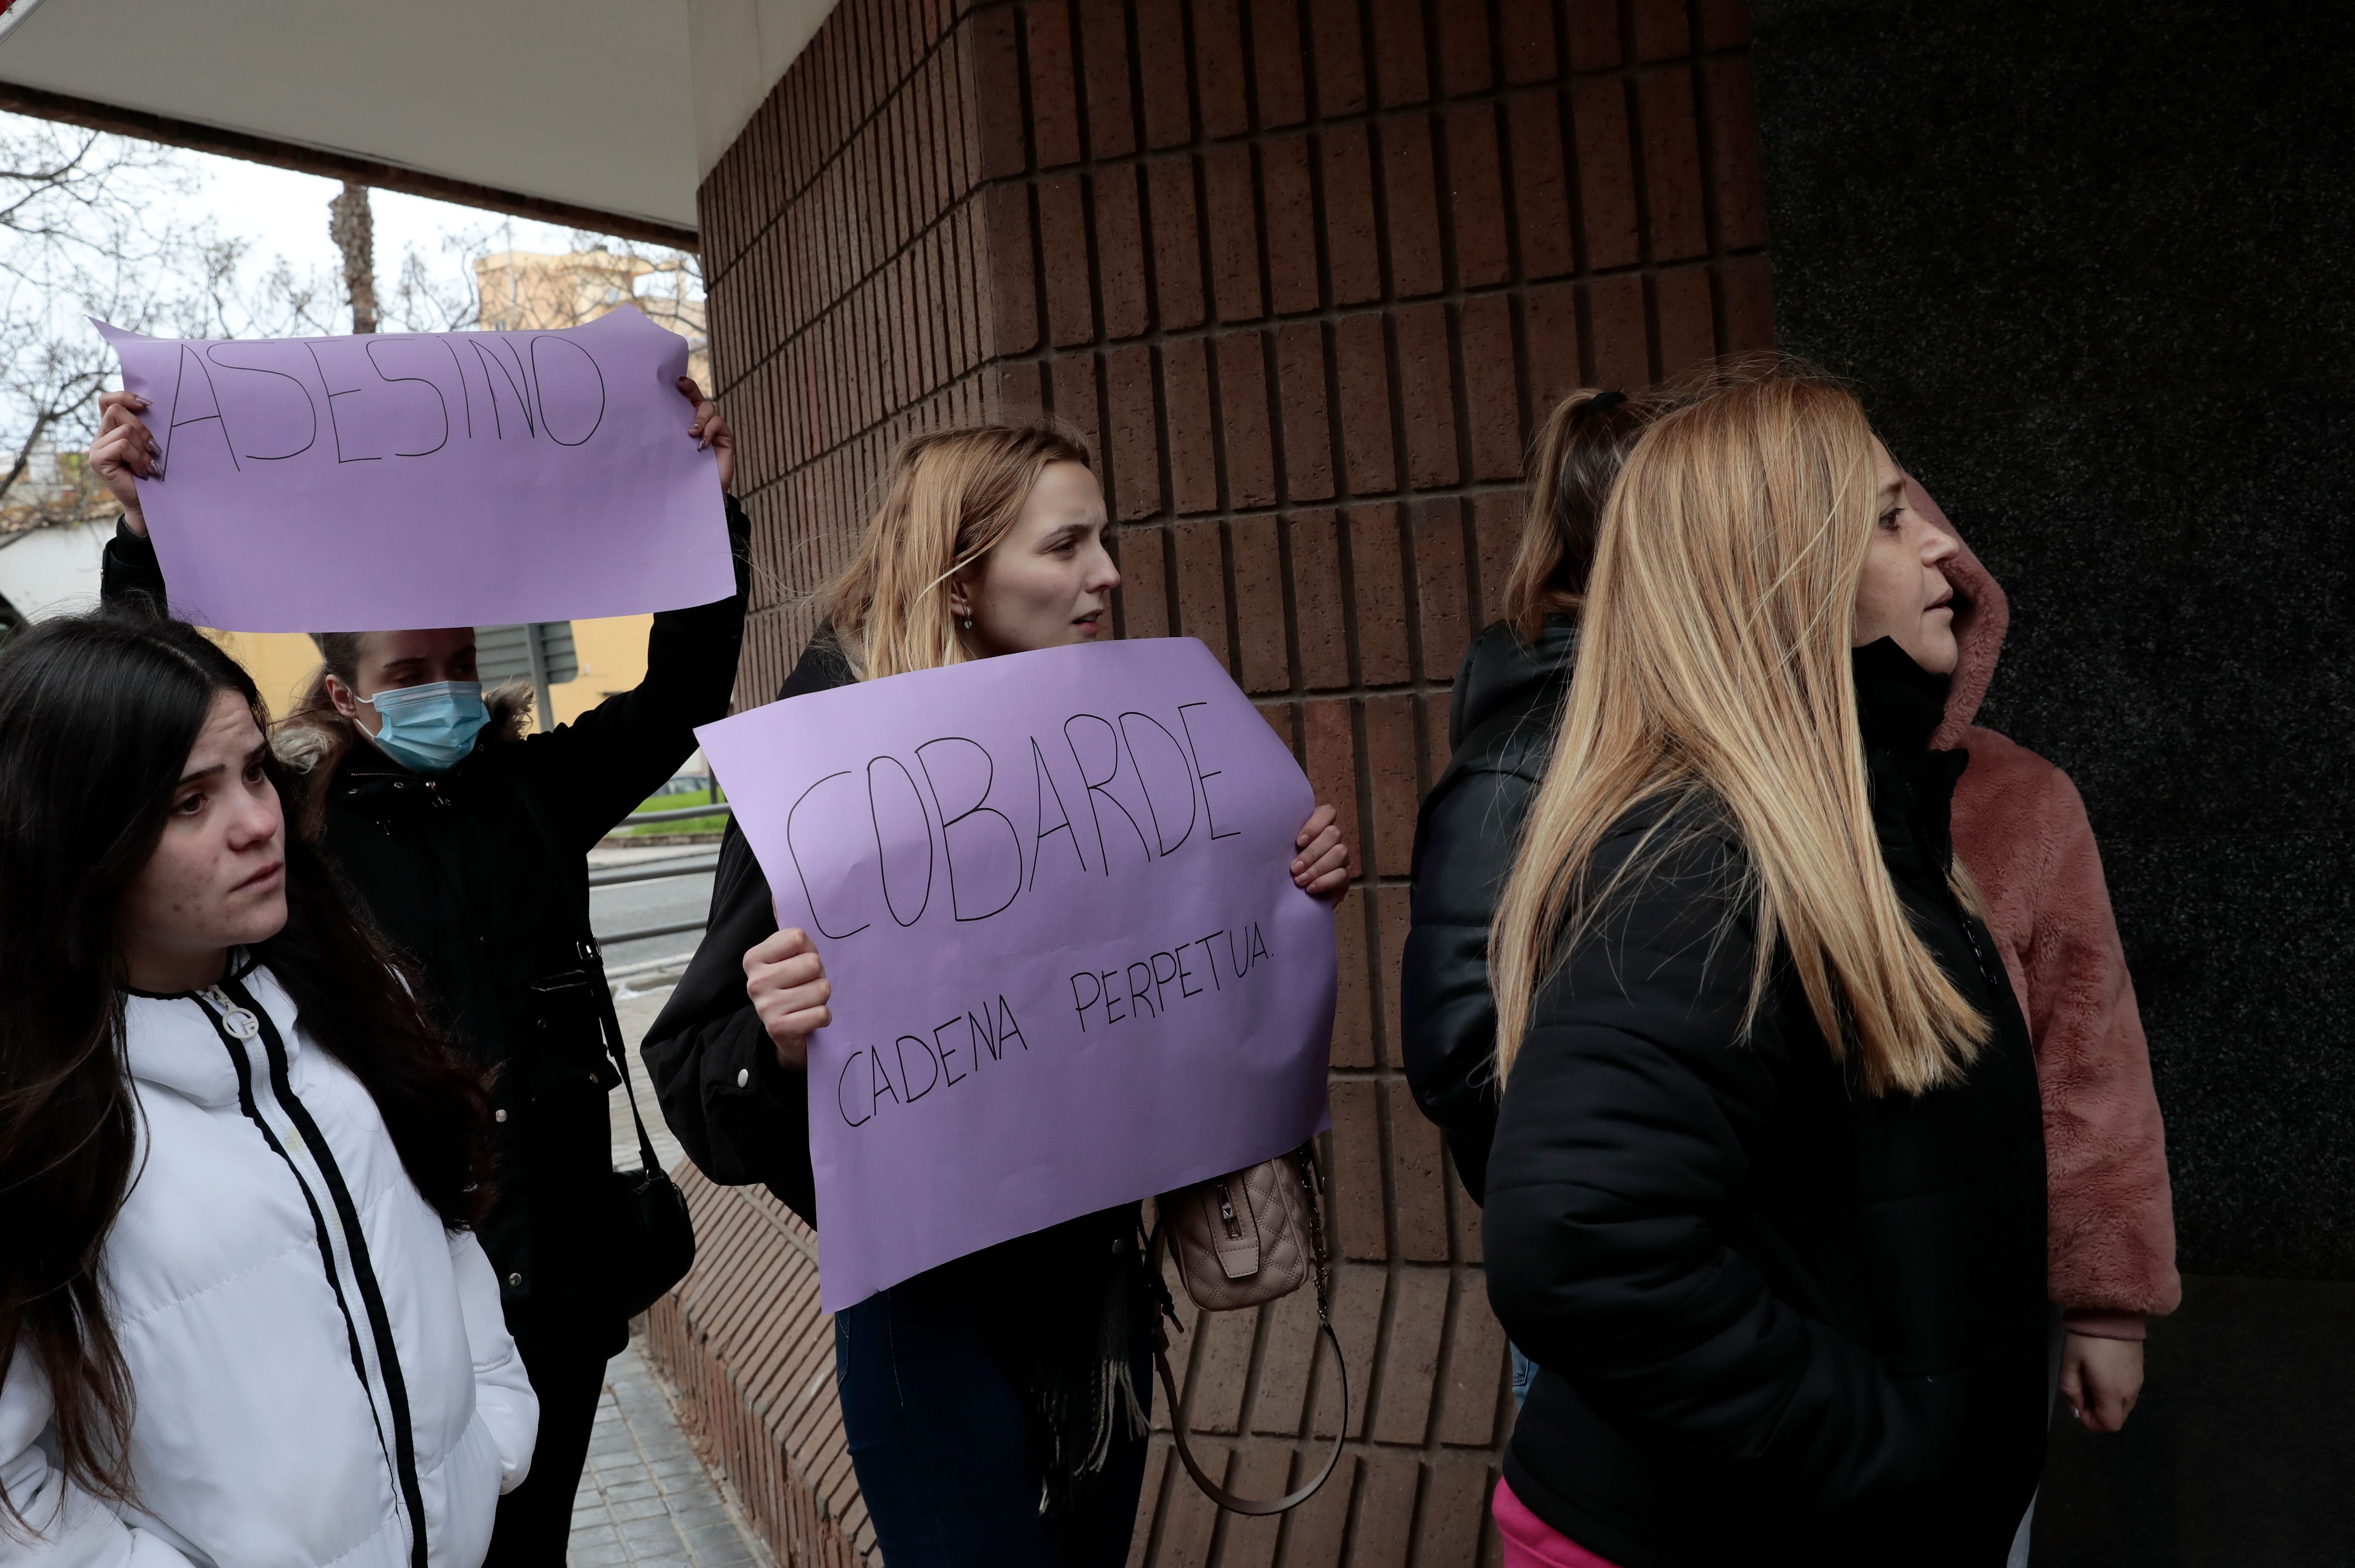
left=966, top=1202, right=1167, bottom=1518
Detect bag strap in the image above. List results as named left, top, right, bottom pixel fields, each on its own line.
left=1153, top=1317, right=1347, bottom=1516
left=495, top=768, right=666, bottom=1181
left=579, top=936, right=666, bottom=1178
left=1150, top=1146, right=1346, bottom=1516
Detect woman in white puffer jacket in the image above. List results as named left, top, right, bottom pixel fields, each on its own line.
left=0, top=608, right=537, bottom=1567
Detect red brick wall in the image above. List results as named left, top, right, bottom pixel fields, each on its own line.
left=661, top=2, right=1773, bottom=1563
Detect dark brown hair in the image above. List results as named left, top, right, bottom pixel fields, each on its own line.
left=275, top=633, right=371, bottom=829
left=0, top=607, right=495, bottom=1527
left=1499, top=388, right=1661, bottom=642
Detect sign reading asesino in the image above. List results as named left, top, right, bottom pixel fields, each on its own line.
left=95, top=307, right=734, bottom=633
left=697, top=638, right=1337, bottom=1310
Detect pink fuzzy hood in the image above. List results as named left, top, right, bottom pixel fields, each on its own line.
left=1912, top=479, right=2181, bottom=1318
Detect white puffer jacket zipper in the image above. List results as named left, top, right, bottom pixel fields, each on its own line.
left=189, top=982, right=426, bottom=1566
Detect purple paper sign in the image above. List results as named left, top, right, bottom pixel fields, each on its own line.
left=696, top=638, right=1337, bottom=1310
left=95, top=308, right=734, bottom=633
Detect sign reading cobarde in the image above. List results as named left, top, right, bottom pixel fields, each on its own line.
left=698, top=637, right=1336, bottom=1310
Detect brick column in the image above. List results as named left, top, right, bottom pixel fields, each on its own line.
left=662, top=3, right=1773, bottom=1564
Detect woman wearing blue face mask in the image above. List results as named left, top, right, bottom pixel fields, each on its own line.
left=88, top=377, right=750, bottom=1568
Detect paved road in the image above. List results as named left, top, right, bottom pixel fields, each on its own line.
left=590, top=845, right=717, bottom=973
left=609, top=983, right=688, bottom=1175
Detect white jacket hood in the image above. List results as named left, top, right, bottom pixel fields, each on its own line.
left=0, top=964, right=536, bottom=1568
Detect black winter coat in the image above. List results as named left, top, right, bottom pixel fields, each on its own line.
left=637, top=630, right=853, bottom=1224
left=102, top=502, right=750, bottom=1347
left=1484, top=640, right=2050, bottom=1568
left=1400, top=614, right=1577, bottom=1202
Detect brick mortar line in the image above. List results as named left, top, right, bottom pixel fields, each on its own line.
left=968, top=18, right=1757, bottom=155
left=706, top=12, right=968, bottom=288
left=707, top=38, right=1769, bottom=557
left=716, top=214, right=1762, bottom=405
left=713, top=63, right=1770, bottom=479
left=709, top=91, right=1765, bottom=399
left=709, top=148, right=984, bottom=382
left=715, top=249, right=1766, bottom=499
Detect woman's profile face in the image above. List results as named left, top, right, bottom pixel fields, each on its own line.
left=117, top=688, right=289, bottom=991
left=1851, top=439, right=1961, bottom=674
left=956, top=460, right=1121, bottom=658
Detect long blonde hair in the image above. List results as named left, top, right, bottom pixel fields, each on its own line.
left=825, top=424, right=1092, bottom=681
left=1489, top=369, right=1987, bottom=1097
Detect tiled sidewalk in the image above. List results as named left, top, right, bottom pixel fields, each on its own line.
left=569, top=1339, right=769, bottom=1568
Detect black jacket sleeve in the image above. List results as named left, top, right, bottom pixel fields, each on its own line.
left=638, top=632, right=853, bottom=1224
left=638, top=813, right=815, bottom=1221
left=1398, top=761, right=1539, bottom=1203
left=1482, top=827, right=1934, bottom=1519
left=99, top=520, right=167, bottom=609
left=510, top=494, right=752, bottom=853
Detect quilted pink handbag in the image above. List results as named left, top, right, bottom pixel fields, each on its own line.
left=1152, top=1144, right=1348, bottom=1515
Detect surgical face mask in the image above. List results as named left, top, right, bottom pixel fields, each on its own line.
left=360, top=680, right=490, bottom=774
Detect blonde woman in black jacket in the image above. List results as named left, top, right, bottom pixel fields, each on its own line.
left=1482, top=368, right=2047, bottom=1567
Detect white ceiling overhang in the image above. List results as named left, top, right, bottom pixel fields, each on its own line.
left=0, top=0, right=838, bottom=249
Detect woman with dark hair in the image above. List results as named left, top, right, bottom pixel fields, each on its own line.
left=0, top=609, right=535, bottom=1566
left=89, top=379, right=747, bottom=1564
left=1401, top=387, right=1658, bottom=1212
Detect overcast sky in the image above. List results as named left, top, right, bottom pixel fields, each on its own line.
left=0, top=112, right=700, bottom=505
left=174, top=144, right=609, bottom=333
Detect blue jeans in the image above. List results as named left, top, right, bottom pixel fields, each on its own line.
left=834, top=1271, right=1152, bottom=1567
left=1510, top=1342, right=1536, bottom=1408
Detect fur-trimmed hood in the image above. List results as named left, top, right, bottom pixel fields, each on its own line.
left=1915, top=479, right=2180, bottom=1320
left=1911, top=476, right=2008, bottom=750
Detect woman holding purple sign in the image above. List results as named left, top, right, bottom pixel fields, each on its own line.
left=643, top=425, right=1349, bottom=1566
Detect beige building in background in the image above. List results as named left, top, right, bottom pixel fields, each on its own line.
left=213, top=617, right=656, bottom=730
left=218, top=248, right=709, bottom=729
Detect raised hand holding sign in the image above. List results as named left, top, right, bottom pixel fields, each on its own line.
left=92, top=307, right=734, bottom=632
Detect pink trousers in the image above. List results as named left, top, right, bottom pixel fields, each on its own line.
left=1493, top=1478, right=1624, bottom=1568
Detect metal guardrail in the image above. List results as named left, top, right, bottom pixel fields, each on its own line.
left=593, top=849, right=724, bottom=950
left=622, top=799, right=734, bottom=826
left=596, top=916, right=713, bottom=947
left=592, top=804, right=731, bottom=953
left=588, top=851, right=722, bottom=888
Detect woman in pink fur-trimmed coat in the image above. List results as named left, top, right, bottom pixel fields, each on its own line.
left=1917, top=479, right=2181, bottom=1438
